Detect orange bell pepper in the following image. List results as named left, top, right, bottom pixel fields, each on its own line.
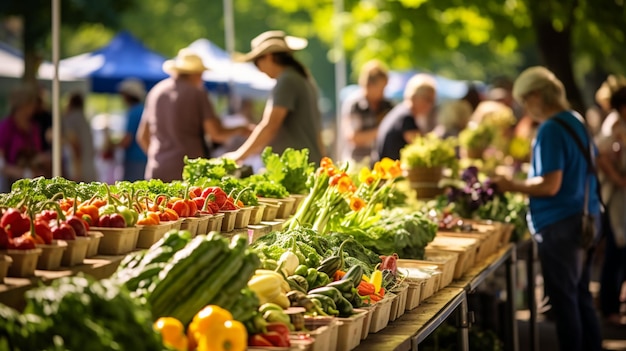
left=137, top=211, right=160, bottom=226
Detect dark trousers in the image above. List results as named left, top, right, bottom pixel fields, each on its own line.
left=600, top=212, right=626, bottom=317
left=534, top=214, right=603, bottom=351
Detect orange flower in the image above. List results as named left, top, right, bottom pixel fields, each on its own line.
left=337, top=175, right=354, bottom=194
left=320, top=157, right=334, bottom=170
left=350, top=197, right=366, bottom=211
left=374, top=158, right=402, bottom=180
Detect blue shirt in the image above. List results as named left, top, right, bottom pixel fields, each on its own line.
left=124, top=104, right=147, bottom=162
left=528, top=111, right=600, bottom=233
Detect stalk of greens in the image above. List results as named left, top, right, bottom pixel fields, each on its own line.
left=261, top=147, right=314, bottom=195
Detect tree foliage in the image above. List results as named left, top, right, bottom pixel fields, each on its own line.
left=267, top=0, right=626, bottom=110
left=0, top=0, right=136, bottom=82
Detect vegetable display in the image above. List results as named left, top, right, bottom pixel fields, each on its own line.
left=0, top=275, right=163, bottom=351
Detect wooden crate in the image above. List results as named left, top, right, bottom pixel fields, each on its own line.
left=425, top=236, right=479, bottom=279
left=396, top=260, right=442, bottom=301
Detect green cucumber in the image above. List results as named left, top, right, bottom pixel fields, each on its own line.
left=211, top=251, right=260, bottom=311
left=169, top=235, right=249, bottom=325
left=148, top=234, right=226, bottom=311
left=124, top=262, right=165, bottom=291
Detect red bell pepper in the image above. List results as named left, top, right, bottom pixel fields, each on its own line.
left=9, top=234, right=36, bottom=250
left=0, top=227, right=10, bottom=249
left=65, top=215, right=89, bottom=237
left=33, top=219, right=53, bottom=244
left=1, top=208, right=31, bottom=237
left=248, top=334, right=273, bottom=347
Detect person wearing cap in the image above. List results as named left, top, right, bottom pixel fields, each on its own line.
left=371, top=73, right=437, bottom=162
left=0, top=85, right=48, bottom=191
left=137, top=48, right=252, bottom=181
left=117, top=78, right=147, bottom=181
left=493, top=67, right=602, bottom=351
left=341, top=59, right=394, bottom=164
left=223, top=30, right=324, bottom=164
left=62, top=92, right=97, bottom=182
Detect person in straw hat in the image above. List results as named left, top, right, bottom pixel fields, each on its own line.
left=223, top=30, right=324, bottom=164
left=493, top=66, right=603, bottom=351
left=117, top=78, right=148, bottom=181
left=137, top=48, right=252, bottom=181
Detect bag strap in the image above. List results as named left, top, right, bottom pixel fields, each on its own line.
left=552, top=116, right=605, bottom=212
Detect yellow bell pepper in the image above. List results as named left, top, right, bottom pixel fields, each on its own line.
left=189, top=305, right=247, bottom=351
left=153, top=317, right=188, bottom=351
left=196, top=320, right=247, bottom=351
left=370, top=270, right=383, bottom=294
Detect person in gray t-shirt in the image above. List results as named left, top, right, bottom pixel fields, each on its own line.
left=224, top=30, right=324, bottom=164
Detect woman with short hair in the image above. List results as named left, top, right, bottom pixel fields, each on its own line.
left=494, top=66, right=603, bottom=351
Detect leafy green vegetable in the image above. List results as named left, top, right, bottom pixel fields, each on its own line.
left=340, top=208, right=438, bottom=260
left=2, top=275, right=163, bottom=351
left=400, top=133, right=458, bottom=170
left=242, top=174, right=289, bottom=198
left=182, top=156, right=238, bottom=184
left=0, top=177, right=102, bottom=206
left=261, top=147, right=314, bottom=195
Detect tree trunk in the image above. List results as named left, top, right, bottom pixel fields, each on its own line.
left=533, top=20, right=586, bottom=114
left=21, top=2, right=43, bottom=84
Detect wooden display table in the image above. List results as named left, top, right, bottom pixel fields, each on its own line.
left=356, top=244, right=518, bottom=351
left=0, top=255, right=125, bottom=310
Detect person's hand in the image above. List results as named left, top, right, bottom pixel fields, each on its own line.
left=221, top=151, right=242, bottom=164
left=491, top=176, right=515, bottom=193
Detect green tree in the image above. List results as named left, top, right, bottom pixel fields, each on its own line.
left=268, top=0, right=626, bottom=111
left=0, top=0, right=136, bottom=83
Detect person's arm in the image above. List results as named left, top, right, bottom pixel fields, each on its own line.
left=136, top=117, right=150, bottom=153
left=225, top=106, right=288, bottom=161
left=203, top=118, right=252, bottom=144
left=493, top=170, right=563, bottom=197
left=597, top=152, right=626, bottom=187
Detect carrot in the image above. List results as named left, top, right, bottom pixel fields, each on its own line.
left=379, top=287, right=385, bottom=297
left=333, top=270, right=346, bottom=281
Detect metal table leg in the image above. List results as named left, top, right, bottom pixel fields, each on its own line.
left=458, top=296, right=470, bottom=351
left=527, top=240, right=539, bottom=351
left=505, top=248, right=519, bottom=351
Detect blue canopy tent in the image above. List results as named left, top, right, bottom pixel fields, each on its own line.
left=60, top=31, right=166, bottom=93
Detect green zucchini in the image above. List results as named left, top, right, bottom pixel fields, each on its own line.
left=169, top=235, right=249, bottom=325
left=148, top=234, right=227, bottom=312
left=316, top=239, right=350, bottom=278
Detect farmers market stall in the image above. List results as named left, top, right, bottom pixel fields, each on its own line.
left=0, top=144, right=534, bottom=351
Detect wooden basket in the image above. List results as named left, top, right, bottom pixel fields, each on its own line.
left=234, top=207, right=252, bottom=229
left=207, top=213, right=224, bottom=233
left=405, top=166, right=444, bottom=199
left=195, top=214, right=211, bottom=235
left=3, top=249, right=42, bottom=277
left=0, top=254, right=12, bottom=282
left=425, top=236, right=480, bottom=279
left=248, top=204, right=266, bottom=225
left=137, top=222, right=173, bottom=249
left=92, top=226, right=140, bottom=255
left=61, top=236, right=91, bottom=267
left=420, top=251, right=459, bottom=289
left=86, top=231, right=103, bottom=258
left=36, top=240, right=68, bottom=270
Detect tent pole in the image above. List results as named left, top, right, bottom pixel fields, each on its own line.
left=51, top=0, right=62, bottom=177
left=223, top=0, right=236, bottom=110
left=333, top=0, right=346, bottom=161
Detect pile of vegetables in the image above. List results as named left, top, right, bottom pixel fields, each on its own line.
left=0, top=275, right=163, bottom=351
left=400, top=133, right=458, bottom=171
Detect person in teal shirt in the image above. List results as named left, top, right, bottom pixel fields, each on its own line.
left=118, top=79, right=147, bottom=181
left=494, top=67, right=602, bottom=351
